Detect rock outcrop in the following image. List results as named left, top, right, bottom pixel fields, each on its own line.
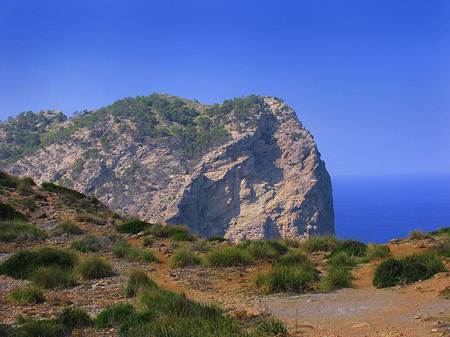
left=3, top=95, right=334, bottom=241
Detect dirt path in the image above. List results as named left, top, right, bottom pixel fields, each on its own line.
left=263, top=263, right=450, bottom=336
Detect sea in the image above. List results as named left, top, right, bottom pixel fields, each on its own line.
left=332, top=174, right=450, bottom=244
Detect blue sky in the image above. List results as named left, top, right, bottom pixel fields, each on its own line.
left=0, top=0, right=449, bottom=177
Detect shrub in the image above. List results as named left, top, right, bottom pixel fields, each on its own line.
left=254, top=264, right=319, bottom=294
left=366, top=243, right=390, bottom=260
left=169, top=248, right=202, bottom=268
left=204, top=246, right=250, bottom=267
left=70, top=234, right=101, bottom=252
left=373, top=252, right=445, bottom=288
left=300, top=235, right=341, bottom=253
left=57, top=307, right=92, bottom=331
left=146, top=223, right=191, bottom=240
left=0, top=323, right=21, bottom=337
left=116, top=220, right=151, bottom=234
left=409, top=229, right=425, bottom=240
left=193, top=239, right=211, bottom=252
left=329, top=240, right=367, bottom=258
left=140, top=249, right=160, bottom=263
left=172, top=230, right=192, bottom=241
left=439, top=286, right=450, bottom=299
left=142, top=236, right=155, bottom=246
left=20, top=176, right=36, bottom=186
left=427, top=227, right=450, bottom=237
left=0, top=202, right=27, bottom=221
left=41, top=181, right=86, bottom=201
left=257, top=317, right=288, bottom=336
left=0, top=171, right=19, bottom=188
left=111, top=239, right=141, bottom=259
left=280, top=237, right=301, bottom=248
left=273, top=251, right=313, bottom=267
left=22, top=319, right=64, bottom=337
left=0, top=221, right=47, bottom=242
left=327, top=251, right=357, bottom=267
left=30, top=266, right=77, bottom=289
left=124, top=269, right=157, bottom=297
left=0, top=247, right=77, bottom=279
left=208, top=236, right=227, bottom=242
left=94, top=302, right=135, bottom=330
left=239, top=240, right=289, bottom=261
left=320, top=264, right=353, bottom=291
left=52, top=219, right=83, bottom=236
left=8, top=286, right=45, bottom=304
left=77, top=257, right=113, bottom=280
left=74, top=213, right=105, bottom=225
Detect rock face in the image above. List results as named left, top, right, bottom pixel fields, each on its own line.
left=3, top=95, right=334, bottom=241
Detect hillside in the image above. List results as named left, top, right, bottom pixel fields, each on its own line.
left=1, top=171, right=450, bottom=337
left=0, top=94, right=334, bottom=241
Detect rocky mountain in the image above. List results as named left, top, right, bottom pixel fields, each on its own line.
left=0, top=94, right=334, bottom=241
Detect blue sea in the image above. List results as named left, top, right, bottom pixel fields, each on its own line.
left=333, top=175, right=450, bottom=244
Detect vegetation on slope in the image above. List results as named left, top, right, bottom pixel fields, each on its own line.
left=0, top=94, right=269, bottom=164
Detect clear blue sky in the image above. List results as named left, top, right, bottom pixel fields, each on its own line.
left=0, top=0, right=449, bottom=177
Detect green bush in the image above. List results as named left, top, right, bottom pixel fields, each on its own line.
left=77, top=257, right=113, bottom=280
left=0, top=221, right=47, bottom=242
left=238, top=240, right=289, bottom=261
left=41, top=181, right=86, bottom=201
left=257, top=317, right=288, bottom=336
left=70, top=234, right=101, bottom=252
left=94, top=302, right=135, bottom=330
left=22, top=319, right=64, bottom=337
left=8, top=286, right=45, bottom=304
left=427, top=227, right=450, bottom=237
left=0, top=247, right=77, bottom=279
left=116, top=220, right=151, bottom=234
left=327, top=251, right=357, bottom=267
left=74, top=213, right=105, bottom=225
left=169, top=248, right=202, bottom=268
left=0, top=322, right=22, bottom=337
left=146, top=223, right=191, bottom=240
left=111, top=239, right=141, bottom=259
left=300, top=235, right=341, bottom=253
left=329, top=240, right=367, bottom=258
left=254, top=264, right=318, bottom=294
left=373, top=252, right=445, bottom=288
left=30, top=266, right=76, bottom=289
left=320, top=263, right=354, bottom=291
left=280, top=237, right=301, bottom=248
left=208, top=236, right=228, bottom=242
left=273, top=251, right=313, bottom=267
left=172, top=230, right=192, bottom=241
left=52, top=219, right=83, bottom=236
left=0, top=171, right=19, bottom=188
left=0, top=202, right=27, bottom=221
left=125, top=269, right=157, bottom=297
left=140, top=249, right=160, bottom=263
left=204, top=246, right=250, bottom=267
left=57, top=307, right=92, bottom=331
left=366, top=243, right=390, bottom=260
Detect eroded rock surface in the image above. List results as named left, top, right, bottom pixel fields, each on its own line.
left=5, top=96, right=334, bottom=241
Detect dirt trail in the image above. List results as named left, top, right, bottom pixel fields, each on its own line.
left=264, top=262, right=450, bottom=336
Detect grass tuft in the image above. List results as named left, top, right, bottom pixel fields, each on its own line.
left=30, top=265, right=77, bottom=289
left=169, top=248, right=202, bottom=268
left=8, top=286, right=45, bottom=304
left=77, top=257, right=113, bottom=280
left=125, top=269, right=157, bottom=297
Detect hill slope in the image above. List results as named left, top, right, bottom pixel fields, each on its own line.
left=1, top=94, right=334, bottom=241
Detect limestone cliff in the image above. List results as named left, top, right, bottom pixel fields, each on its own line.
left=2, top=95, right=334, bottom=241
